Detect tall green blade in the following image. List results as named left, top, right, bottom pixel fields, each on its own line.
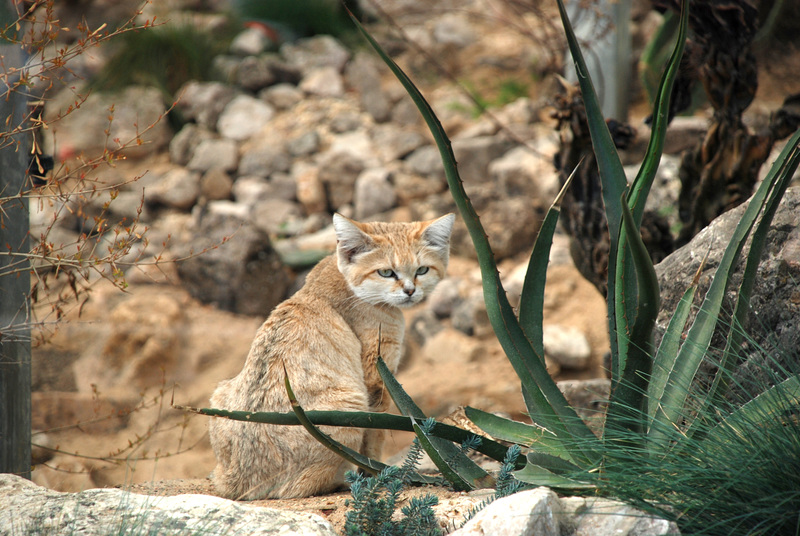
left=377, top=359, right=495, bottom=489
left=612, top=0, right=688, bottom=387
left=518, top=162, right=580, bottom=357
left=349, top=11, right=600, bottom=459
left=555, top=0, right=627, bottom=379
left=605, top=192, right=660, bottom=438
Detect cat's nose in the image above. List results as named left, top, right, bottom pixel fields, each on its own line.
left=403, top=287, right=415, bottom=296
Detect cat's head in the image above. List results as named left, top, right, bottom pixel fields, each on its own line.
left=332, top=213, right=455, bottom=308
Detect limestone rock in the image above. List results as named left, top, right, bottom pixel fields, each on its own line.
left=299, top=66, right=345, bottom=98
left=655, top=187, right=800, bottom=397
left=354, top=167, right=397, bottom=220
left=174, top=205, right=291, bottom=316
left=186, top=138, right=239, bottom=173
left=176, top=81, right=235, bottom=129
left=216, top=94, right=275, bottom=141
left=281, top=35, right=350, bottom=74
left=147, top=167, right=201, bottom=210
left=0, top=474, right=337, bottom=536
left=543, top=324, right=592, bottom=370
left=454, top=488, right=561, bottom=536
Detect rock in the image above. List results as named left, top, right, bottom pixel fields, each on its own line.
left=174, top=205, right=291, bottom=315
left=238, top=139, right=291, bottom=178
left=260, top=83, right=304, bottom=110
left=287, top=130, right=321, bottom=157
left=251, top=197, right=304, bottom=235
left=543, top=324, right=592, bottom=370
left=561, top=496, right=680, bottom=535
left=371, top=124, right=427, bottom=163
left=232, top=175, right=272, bottom=205
left=0, top=474, right=337, bottom=536
left=655, top=187, right=800, bottom=398
left=281, top=35, right=350, bottom=74
left=393, top=171, right=447, bottom=204
left=176, top=81, right=235, bottom=129
left=230, top=27, right=271, bottom=56
left=405, top=145, right=445, bottom=179
left=317, top=151, right=366, bottom=210
left=345, top=51, right=392, bottom=123
left=407, top=309, right=443, bottom=348
left=216, top=94, right=275, bottom=141
left=169, top=123, right=214, bottom=166
left=354, top=168, right=397, bottom=220
left=200, top=168, right=234, bottom=201
left=452, top=135, right=515, bottom=186
left=454, top=488, right=561, bottom=536
left=235, top=55, right=277, bottom=92
left=422, top=328, right=483, bottom=364
left=186, top=138, right=239, bottom=173
left=488, top=145, right=554, bottom=199
left=147, top=167, right=201, bottom=210
left=299, top=66, right=345, bottom=98
left=294, top=163, right=328, bottom=214
left=433, top=13, right=476, bottom=48
left=452, top=291, right=492, bottom=338
left=452, top=197, right=543, bottom=260
left=427, top=277, right=463, bottom=318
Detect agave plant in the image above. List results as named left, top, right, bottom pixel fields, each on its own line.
left=180, top=0, right=800, bottom=531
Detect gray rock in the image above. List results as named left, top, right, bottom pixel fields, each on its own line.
left=427, top=277, right=463, bottom=318
left=293, top=163, right=327, bottom=214
left=393, top=171, right=447, bottom=204
left=238, top=140, right=291, bottom=178
left=371, top=124, right=426, bottom=163
left=269, top=172, right=300, bottom=201
left=454, top=488, right=561, bottom=536
left=170, top=123, right=214, bottom=166
left=251, top=198, right=304, bottom=235
left=200, top=168, right=233, bottom=201
left=287, top=130, right=321, bottom=157
left=281, top=35, right=350, bottom=74
left=147, top=167, right=201, bottom=210
left=230, top=27, right=271, bottom=56
left=562, top=496, right=680, bottom=536
left=232, top=175, right=272, bottom=205
left=452, top=135, right=515, bottom=186
left=452, top=291, right=492, bottom=338
left=235, top=55, right=277, bottom=92
left=654, top=186, right=800, bottom=399
left=354, top=168, right=396, bottom=220
left=216, top=94, right=275, bottom=141
left=0, top=474, right=336, bottom=536
left=489, top=145, right=552, bottom=198
left=450, top=197, right=543, bottom=260
left=317, top=151, right=366, bottom=210
left=543, top=324, right=592, bottom=370
left=176, top=81, right=235, bottom=129
left=433, top=13, right=476, bottom=48
left=174, top=204, right=291, bottom=315
left=408, top=308, right=444, bottom=347
left=329, top=110, right=363, bottom=133
left=186, top=138, right=239, bottom=173
left=405, top=145, right=445, bottom=179
left=260, top=83, right=304, bottom=110
left=345, top=51, right=392, bottom=123
left=299, top=66, right=345, bottom=98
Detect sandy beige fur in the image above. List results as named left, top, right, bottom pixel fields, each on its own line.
left=208, top=213, right=455, bottom=499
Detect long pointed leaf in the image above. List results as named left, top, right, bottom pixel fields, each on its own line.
left=378, top=358, right=494, bottom=489
left=519, top=160, right=581, bottom=356
left=350, top=11, right=600, bottom=460
left=606, top=192, right=660, bottom=438
left=555, top=0, right=628, bottom=378
left=284, top=371, right=383, bottom=475
left=465, top=406, right=575, bottom=463
left=514, top=453, right=595, bottom=490
left=412, top=420, right=472, bottom=491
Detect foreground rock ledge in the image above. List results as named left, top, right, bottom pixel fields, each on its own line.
left=0, top=474, right=335, bottom=536
left=0, top=474, right=678, bottom=535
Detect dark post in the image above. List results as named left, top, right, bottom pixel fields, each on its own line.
left=0, top=13, right=32, bottom=478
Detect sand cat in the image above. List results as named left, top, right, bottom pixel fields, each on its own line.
left=208, top=213, right=455, bottom=499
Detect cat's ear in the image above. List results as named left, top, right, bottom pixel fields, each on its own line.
left=333, top=213, right=374, bottom=263
left=422, top=213, right=455, bottom=252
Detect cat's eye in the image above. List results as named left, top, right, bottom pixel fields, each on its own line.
left=377, top=268, right=395, bottom=278
left=416, top=266, right=430, bottom=276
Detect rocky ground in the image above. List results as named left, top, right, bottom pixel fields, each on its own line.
left=18, top=0, right=800, bottom=533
